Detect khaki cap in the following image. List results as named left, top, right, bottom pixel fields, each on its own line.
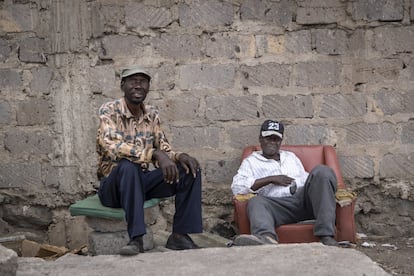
left=120, top=65, right=151, bottom=80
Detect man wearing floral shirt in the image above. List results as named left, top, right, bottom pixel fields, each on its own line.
left=96, top=65, right=202, bottom=255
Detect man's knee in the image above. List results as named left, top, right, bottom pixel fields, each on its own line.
left=117, top=159, right=139, bottom=174
left=312, top=165, right=336, bottom=180
left=247, top=195, right=266, bottom=214
left=309, top=165, right=337, bottom=190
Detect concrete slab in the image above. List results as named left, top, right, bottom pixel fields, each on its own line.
left=0, top=244, right=18, bottom=276
left=16, top=243, right=388, bottom=276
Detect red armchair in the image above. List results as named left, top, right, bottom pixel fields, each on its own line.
left=233, top=145, right=356, bottom=243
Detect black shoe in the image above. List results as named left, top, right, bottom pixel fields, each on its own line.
left=320, top=236, right=338, bottom=246
left=119, top=236, right=144, bottom=256
left=166, top=233, right=200, bottom=250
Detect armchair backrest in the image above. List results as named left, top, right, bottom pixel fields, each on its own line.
left=241, top=144, right=345, bottom=189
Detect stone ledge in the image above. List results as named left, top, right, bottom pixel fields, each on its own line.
left=0, top=244, right=18, bottom=276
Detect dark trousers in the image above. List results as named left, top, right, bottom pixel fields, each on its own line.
left=98, top=159, right=203, bottom=239
left=247, top=165, right=337, bottom=239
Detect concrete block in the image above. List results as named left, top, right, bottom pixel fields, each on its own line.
left=380, top=153, right=414, bottom=179
left=227, top=125, right=260, bottom=149
left=295, top=61, right=341, bottom=87
left=44, top=166, right=80, bottom=193
left=401, top=121, right=414, bottom=144
left=373, top=26, right=414, bottom=56
left=2, top=204, right=52, bottom=229
left=146, top=64, right=176, bottom=91
left=179, top=64, right=235, bottom=90
left=297, top=7, right=346, bottom=25
left=126, top=3, right=173, bottom=28
left=374, top=88, right=414, bottom=115
left=255, top=34, right=284, bottom=56
left=352, top=0, right=404, bottom=22
left=16, top=98, right=51, bottom=126
left=320, top=94, right=366, bottom=118
left=100, top=5, right=124, bottom=33
left=204, top=33, right=255, bottom=59
left=353, top=58, right=403, bottom=84
left=0, top=163, right=41, bottom=188
left=339, top=156, right=375, bottom=179
left=204, top=159, right=240, bottom=184
left=0, top=244, right=17, bottom=276
left=411, top=0, right=414, bottom=20
left=84, top=204, right=160, bottom=233
left=0, top=69, right=22, bottom=89
left=152, top=34, right=202, bottom=60
left=19, top=37, right=47, bottom=63
left=312, top=29, right=349, bottom=55
left=206, top=96, right=258, bottom=121
left=284, top=125, right=331, bottom=145
left=10, top=4, right=37, bottom=32
left=179, top=0, right=234, bottom=27
left=85, top=217, right=127, bottom=232
left=240, top=63, right=290, bottom=88
left=151, top=95, right=200, bottom=121
left=285, top=30, right=312, bottom=54
left=89, top=65, right=115, bottom=95
left=0, top=38, right=12, bottom=62
left=240, top=0, right=296, bottom=26
left=297, top=0, right=344, bottom=8
left=30, top=67, right=53, bottom=95
left=88, top=227, right=154, bottom=255
left=344, top=123, right=395, bottom=144
left=171, top=126, right=220, bottom=149
left=262, top=95, right=313, bottom=118
left=100, top=35, right=147, bottom=59
left=0, top=100, right=12, bottom=125
left=5, top=129, right=53, bottom=155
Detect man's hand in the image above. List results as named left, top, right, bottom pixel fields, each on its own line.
left=268, top=175, right=295, bottom=186
left=153, top=150, right=179, bottom=184
left=178, top=153, right=200, bottom=178
left=251, top=174, right=294, bottom=191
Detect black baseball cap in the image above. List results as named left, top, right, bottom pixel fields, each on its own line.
left=260, top=120, right=284, bottom=139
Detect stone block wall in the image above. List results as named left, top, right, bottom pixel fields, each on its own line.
left=0, top=0, right=413, bottom=244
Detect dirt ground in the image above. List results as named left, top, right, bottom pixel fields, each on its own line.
left=354, top=235, right=414, bottom=275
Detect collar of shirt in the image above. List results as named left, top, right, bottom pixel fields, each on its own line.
left=251, top=150, right=287, bottom=163
left=119, top=97, right=152, bottom=123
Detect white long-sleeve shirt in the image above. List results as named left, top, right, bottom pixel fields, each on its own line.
left=231, top=150, right=309, bottom=198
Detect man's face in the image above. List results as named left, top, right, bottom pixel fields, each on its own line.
left=121, top=73, right=150, bottom=105
left=259, top=135, right=282, bottom=158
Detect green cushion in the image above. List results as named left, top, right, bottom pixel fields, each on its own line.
left=69, top=194, right=162, bottom=220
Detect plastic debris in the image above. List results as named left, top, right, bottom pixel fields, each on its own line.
left=356, top=233, right=368, bottom=239
left=361, top=241, right=376, bottom=248
left=381, top=243, right=398, bottom=250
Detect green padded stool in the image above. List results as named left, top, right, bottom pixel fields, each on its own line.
left=69, top=194, right=162, bottom=220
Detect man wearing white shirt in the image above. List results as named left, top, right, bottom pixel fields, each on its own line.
left=231, top=120, right=338, bottom=246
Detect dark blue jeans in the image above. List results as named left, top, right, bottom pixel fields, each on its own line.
left=98, top=159, right=203, bottom=239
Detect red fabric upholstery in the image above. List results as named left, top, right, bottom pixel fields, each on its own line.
left=233, top=144, right=356, bottom=243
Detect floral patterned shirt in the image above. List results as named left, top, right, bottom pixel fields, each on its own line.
left=96, top=97, right=180, bottom=179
